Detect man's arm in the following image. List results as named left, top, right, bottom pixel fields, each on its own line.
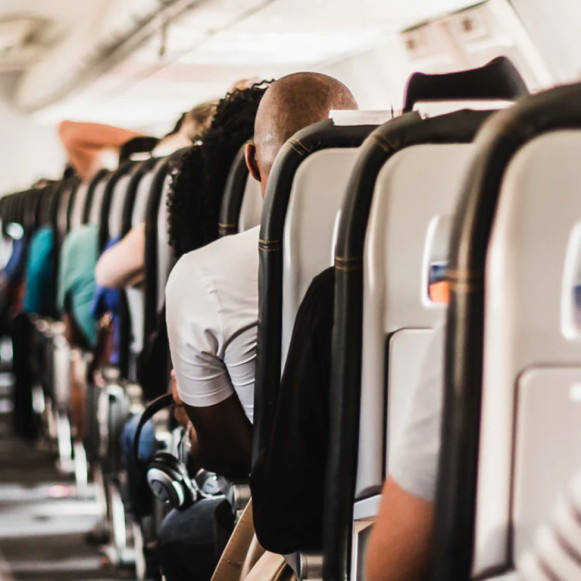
left=58, top=121, right=142, bottom=180
left=95, top=224, right=145, bottom=289
left=184, top=397, right=252, bottom=478
left=366, top=477, right=434, bottom=581
left=170, top=374, right=252, bottom=478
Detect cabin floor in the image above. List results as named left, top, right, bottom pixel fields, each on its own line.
left=0, top=373, right=126, bottom=581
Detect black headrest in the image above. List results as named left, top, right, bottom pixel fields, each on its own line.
left=403, top=56, right=529, bottom=113
left=119, top=136, right=160, bottom=164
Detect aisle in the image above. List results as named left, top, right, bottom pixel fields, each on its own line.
left=0, top=374, right=125, bottom=581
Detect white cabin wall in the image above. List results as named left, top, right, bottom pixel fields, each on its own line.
left=511, top=0, right=581, bottom=84
left=316, top=38, right=412, bottom=111
left=0, top=73, right=64, bottom=196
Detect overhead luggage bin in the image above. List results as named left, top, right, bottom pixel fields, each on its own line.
left=433, top=81, right=581, bottom=581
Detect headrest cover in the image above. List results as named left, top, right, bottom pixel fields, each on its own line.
left=330, top=110, right=394, bottom=126
left=403, top=56, right=529, bottom=113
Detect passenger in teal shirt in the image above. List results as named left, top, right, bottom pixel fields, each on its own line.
left=57, top=224, right=99, bottom=348
left=24, top=226, right=54, bottom=316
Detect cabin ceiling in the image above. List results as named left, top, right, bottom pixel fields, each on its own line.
left=0, top=0, right=478, bottom=129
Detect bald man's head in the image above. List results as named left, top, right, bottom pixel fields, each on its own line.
left=245, top=73, right=358, bottom=194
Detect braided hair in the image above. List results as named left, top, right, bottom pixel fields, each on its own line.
left=167, top=81, right=271, bottom=257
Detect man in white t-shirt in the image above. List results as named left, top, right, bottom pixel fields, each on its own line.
left=165, top=72, right=358, bottom=479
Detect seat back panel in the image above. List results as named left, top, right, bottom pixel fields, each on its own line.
left=238, top=176, right=263, bottom=233
left=281, top=148, right=358, bottom=366
left=70, top=183, right=89, bottom=229
left=357, top=144, right=476, bottom=497
left=157, top=174, right=174, bottom=313
left=108, top=174, right=132, bottom=239
left=476, top=130, right=581, bottom=575
left=132, top=168, right=156, bottom=227
left=386, top=329, right=434, bottom=468
left=513, top=367, right=581, bottom=560
left=89, top=180, right=108, bottom=225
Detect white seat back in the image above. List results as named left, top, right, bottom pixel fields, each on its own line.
left=281, top=148, right=361, bottom=367
left=157, top=175, right=175, bottom=312
left=89, top=179, right=108, bottom=225
left=238, top=176, right=263, bottom=233
left=70, top=183, right=89, bottom=229
left=126, top=164, right=158, bottom=355
left=475, top=130, right=581, bottom=576
left=57, top=183, right=74, bottom=238
left=108, top=174, right=132, bottom=240
left=356, top=144, right=476, bottom=509
left=132, top=167, right=156, bottom=227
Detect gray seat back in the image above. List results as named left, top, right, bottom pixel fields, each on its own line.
left=475, top=130, right=581, bottom=575
left=108, top=173, right=132, bottom=240
left=70, top=183, right=89, bottom=229
left=88, top=178, right=109, bottom=225
left=238, top=176, right=263, bottom=233
left=356, top=144, right=475, bottom=515
left=156, top=174, right=175, bottom=313
left=281, top=148, right=362, bottom=366
left=126, top=161, right=160, bottom=355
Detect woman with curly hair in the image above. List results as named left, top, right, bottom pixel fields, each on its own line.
left=167, top=80, right=271, bottom=258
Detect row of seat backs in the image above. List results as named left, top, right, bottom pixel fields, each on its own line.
left=0, top=186, right=43, bottom=236
left=332, top=112, right=494, bottom=581
left=432, top=83, right=581, bottom=581
left=122, top=144, right=263, bottom=380
left=252, top=56, right=531, bottom=581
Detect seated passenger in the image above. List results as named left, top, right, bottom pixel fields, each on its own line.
left=167, top=84, right=270, bottom=258
left=166, top=72, right=358, bottom=480
left=57, top=224, right=99, bottom=439
left=94, top=100, right=216, bottom=290
left=58, top=224, right=99, bottom=349
left=161, top=74, right=357, bottom=581
left=23, top=226, right=55, bottom=317
left=11, top=226, right=50, bottom=440
left=155, top=82, right=271, bottom=581
left=366, top=326, right=444, bottom=581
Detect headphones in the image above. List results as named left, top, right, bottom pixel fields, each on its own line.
left=133, top=394, right=198, bottom=510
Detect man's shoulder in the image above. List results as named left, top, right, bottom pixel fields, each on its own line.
left=178, top=226, right=258, bottom=270
left=167, top=226, right=260, bottom=296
